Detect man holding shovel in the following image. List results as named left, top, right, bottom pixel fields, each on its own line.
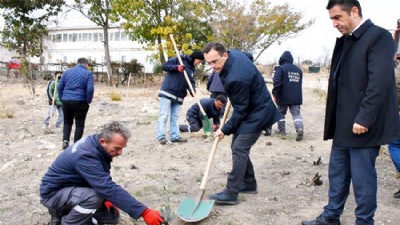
left=203, top=42, right=281, bottom=205
left=156, top=51, right=204, bottom=145
left=179, top=95, right=227, bottom=133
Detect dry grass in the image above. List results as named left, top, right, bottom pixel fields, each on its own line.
left=0, top=102, right=14, bottom=119
left=109, top=91, right=122, bottom=101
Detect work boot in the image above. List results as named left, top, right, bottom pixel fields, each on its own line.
left=48, top=209, right=61, bottom=225
left=302, top=216, right=341, bottom=225
left=158, top=138, right=168, bottom=145
left=238, top=184, right=258, bottom=194
left=264, top=128, right=271, bottom=136
left=394, top=189, right=400, bottom=198
left=274, top=129, right=287, bottom=136
left=62, top=140, right=69, bottom=150
left=209, top=191, right=238, bottom=205
left=171, top=137, right=187, bottom=143
left=296, top=129, right=304, bottom=141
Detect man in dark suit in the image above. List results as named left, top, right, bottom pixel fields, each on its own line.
left=203, top=42, right=281, bottom=205
left=303, top=1, right=399, bottom=225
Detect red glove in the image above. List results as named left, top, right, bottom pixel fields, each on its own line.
left=104, top=201, right=119, bottom=214
left=177, top=65, right=184, bottom=72
left=141, top=208, right=165, bottom=225
left=212, top=124, right=218, bottom=132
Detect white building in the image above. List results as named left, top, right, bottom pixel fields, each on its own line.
left=43, top=25, right=157, bottom=73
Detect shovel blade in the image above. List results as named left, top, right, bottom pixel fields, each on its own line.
left=177, top=196, right=215, bottom=222
left=202, top=116, right=212, bottom=136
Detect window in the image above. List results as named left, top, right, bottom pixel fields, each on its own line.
left=55, top=34, right=62, bottom=42
left=70, top=33, right=78, bottom=42
left=63, top=33, right=68, bottom=42
left=82, top=33, right=88, bottom=42
left=109, top=32, right=114, bottom=41
left=88, top=33, right=92, bottom=41
left=93, top=33, right=98, bottom=42
left=63, top=56, right=68, bottom=63
left=99, top=33, right=103, bottom=42
left=120, top=31, right=127, bottom=41
left=121, top=55, right=126, bottom=62
left=78, top=33, right=82, bottom=42
left=114, top=32, right=120, bottom=41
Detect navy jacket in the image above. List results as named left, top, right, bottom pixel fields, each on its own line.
left=187, top=98, right=221, bottom=125
left=206, top=71, right=225, bottom=94
left=272, top=51, right=303, bottom=105
left=159, top=55, right=196, bottom=104
left=219, top=49, right=281, bottom=135
left=324, top=19, right=400, bottom=147
left=40, top=135, right=146, bottom=219
left=58, top=64, right=94, bottom=104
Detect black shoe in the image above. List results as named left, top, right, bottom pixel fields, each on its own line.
left=209, top=191, right=238, bottom=205
left=159, top=138, right=168, bottom=145
left=238, top=184, right=258, bottom=194
left=264, top=128, right=271, bottom=136
left=394, top=189, right=400, bottom=198
left=171, top=137, right=187, bottom=143
left=296, top=129, right=304, bottom=141
left=302, top=216, right=340, bottom=225
left=62, top=140, right=69, bottom=150
left=274, top=130, right=287, bottom=136
left=48, top=209, right=61, bottom=225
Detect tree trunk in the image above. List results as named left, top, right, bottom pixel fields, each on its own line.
left=157, top=35, right=166, bottom=64
left=103, top=26, right=113, bottom=85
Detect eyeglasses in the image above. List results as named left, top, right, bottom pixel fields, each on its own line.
left=207, top=57, right=223, bottom=66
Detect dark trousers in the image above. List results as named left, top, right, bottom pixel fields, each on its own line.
left=179, top=117, right=202, bottom=132
left=226, top=132, right=261, bottom=194
left=62, top=101, right=89, bottom=143
left=322, top=145, right=380, bottom=225
left=41, top=187, right=119, bottom=225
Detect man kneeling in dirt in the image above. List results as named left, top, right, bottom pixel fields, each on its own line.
left=40, top=121, right=165, bottom=225
left=179, top=95, right=227, bottom=133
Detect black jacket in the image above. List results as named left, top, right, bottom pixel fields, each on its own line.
left=272, top=51, right=303, bottom=105
left=219, top=49, right=281, bottom=135
left=187, top=98, right=221, bottom=125
left=324, top=19, right=400, bottom=147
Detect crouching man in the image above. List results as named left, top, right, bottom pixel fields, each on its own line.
left=40, top=121, right=165, bottom=225
left=179, top=95, right=227, bottom=133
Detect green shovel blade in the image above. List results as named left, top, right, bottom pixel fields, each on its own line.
left=177, top=196, right=215, bottom=222
left=202, top=115, right=212, bottom=136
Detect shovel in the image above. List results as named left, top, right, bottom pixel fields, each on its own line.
left=177, top=101, right=232, bottom=222
left=169, top=34, right=212, bottom=136
left=44, top=75, right=59, bottom=135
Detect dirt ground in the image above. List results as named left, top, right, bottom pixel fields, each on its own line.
left=0, top=73, right=399, bottom=225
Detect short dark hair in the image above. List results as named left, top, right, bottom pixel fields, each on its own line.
left=326, top=0, right=362, bottom=17
left=215, top=95, right=227, bottom=104
left=203, top=42, right=227, bottom=56
left=77, top=58, right=89, bottom=65
left=54, top=71, right=63, bottom=75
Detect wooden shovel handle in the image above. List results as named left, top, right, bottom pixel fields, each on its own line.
left=169, top=34, right=207, bottom=116
left=199, top=101, right=231, bottom=190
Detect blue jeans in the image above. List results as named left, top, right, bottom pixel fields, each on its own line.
left=322, top=145, right=380, bottom=225
left=156, top=97, right=182, bottom=141
left=43, top=105, right=64, bottom=127
left=388, top=138, right=400, bottom=172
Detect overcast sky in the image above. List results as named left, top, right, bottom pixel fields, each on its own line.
left=1, top=0, right=399, bottom=64
left=263, top=0, right=400, bottom=64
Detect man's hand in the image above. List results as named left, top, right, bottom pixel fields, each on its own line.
left=212, top=124, right=218, bottom=132
left=352, top=123, right=368, bottom=135
left=141, top=208, right=165, bottom=225
left=213, top=129, right=225, bottom=139
left=177, top=65, right=185, bottom=72
left=104, top=201, right=119, bottom=214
